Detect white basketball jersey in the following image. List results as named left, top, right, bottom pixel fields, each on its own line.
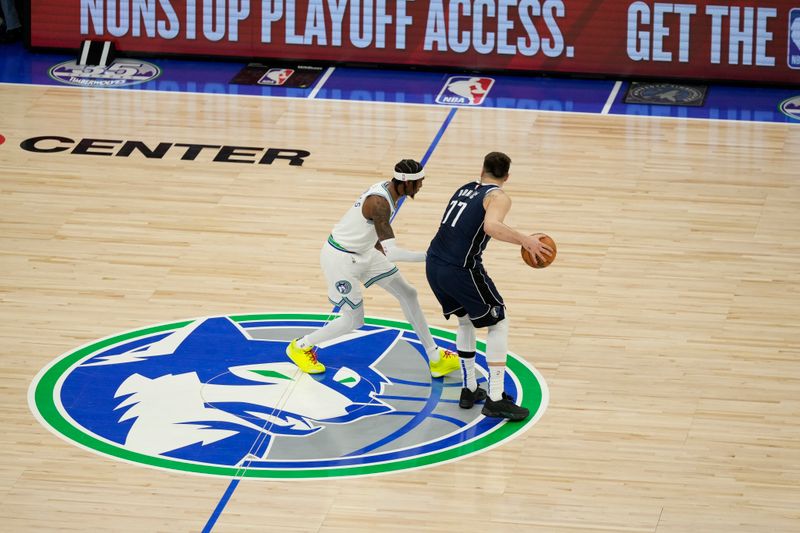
left=330, top=181, right=396, bottom=254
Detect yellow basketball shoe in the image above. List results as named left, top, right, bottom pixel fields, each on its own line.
left=286, top=339, right=325, bottom=374
left=429, top=348, right=460, bottom=378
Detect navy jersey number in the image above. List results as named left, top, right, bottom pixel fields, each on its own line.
left=442, top=200, right=468, bottom=227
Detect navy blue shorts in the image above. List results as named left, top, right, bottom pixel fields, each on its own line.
left=426, top=255, right=505, bottom=328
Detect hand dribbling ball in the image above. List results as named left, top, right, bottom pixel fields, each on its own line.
left=521, top=234, right=556, bottom=268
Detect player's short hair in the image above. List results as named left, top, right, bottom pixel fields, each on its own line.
left=483, top=152, right=511, bottom=178
left=393, top=159, right=425, bottom=182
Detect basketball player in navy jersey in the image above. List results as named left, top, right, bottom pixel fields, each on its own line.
left=286, top=159, right=460, bottom=379
left=426, top=152, right=553, bottom=420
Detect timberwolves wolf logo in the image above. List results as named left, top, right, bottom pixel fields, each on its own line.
left=436, top=76, right=494, bottom=106
left=335, top=280, right=352, bottom=294
left=29, top=314, right=547, bottom=479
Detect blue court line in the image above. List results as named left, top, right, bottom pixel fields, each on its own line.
left=344, top=378, right=447, bottom=456
left=202, top=106, right=459, bottom=533
left=393, top=107, right=459, bottom=218
left=202, top=478, right=240, bottom=533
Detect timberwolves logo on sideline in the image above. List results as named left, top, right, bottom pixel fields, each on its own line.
left=29, top=313, right=547, bottom=479
left=49, top=60, right=161, bottom=87
left=779, top=96, right=800, bottom=120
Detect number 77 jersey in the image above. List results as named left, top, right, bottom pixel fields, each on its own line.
left=427, top=181, right=500, bottom=269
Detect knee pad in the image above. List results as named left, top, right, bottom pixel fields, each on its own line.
left=486, top=319, right=509, bottom=363
left=457, top=314, right=476, bottom=352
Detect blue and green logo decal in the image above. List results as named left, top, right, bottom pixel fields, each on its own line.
left=779, top=96, right=800, bottom=121
left=29, top=313, right=548, bottom=479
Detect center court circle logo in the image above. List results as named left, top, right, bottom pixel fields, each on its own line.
left=29, top=313, right=547, bottom=479
left=49, top=60, right=161, bottom=87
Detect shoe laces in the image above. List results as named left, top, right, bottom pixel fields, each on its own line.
left=305, top=346, right=319, bottom=364
left=441, top=349, right=457, bottom=359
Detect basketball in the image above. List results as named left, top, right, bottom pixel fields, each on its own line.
left=521, top=234, right=557, bottom=268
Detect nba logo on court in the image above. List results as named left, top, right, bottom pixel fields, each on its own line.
left=436, top=76, right=494, bottom=105
left=259, top=68, right=295, bottom=85
left=789, top=9, right=800, bottom=69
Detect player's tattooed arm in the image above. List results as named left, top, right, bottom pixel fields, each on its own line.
left=363, top=195, right=425, bottom=262
left=363, top=195, right=395, bottom=242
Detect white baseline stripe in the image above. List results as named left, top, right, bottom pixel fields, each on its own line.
left=307, top=67, right=335, bottom=99
left=602, top=80, right=623, bottom=115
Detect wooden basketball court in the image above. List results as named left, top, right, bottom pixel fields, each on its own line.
left=2, top=81, right=799, bottom=532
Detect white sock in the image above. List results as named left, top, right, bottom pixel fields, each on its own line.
left=456, top=315, right=478, bottom=390
left=488, top=365, right=505, bottom=401
left=486, top=319, right=509, bottom=400
left=461, top=356, right=477, bottom=391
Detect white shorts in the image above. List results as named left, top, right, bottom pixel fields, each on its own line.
left=320, top=241, right=398, bottom=309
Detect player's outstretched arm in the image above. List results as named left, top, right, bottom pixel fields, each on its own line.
left=363, top=195, right=426, bottom=262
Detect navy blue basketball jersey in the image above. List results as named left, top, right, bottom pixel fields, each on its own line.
left=428, top=181, right=500, bottom=269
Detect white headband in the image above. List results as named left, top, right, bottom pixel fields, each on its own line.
left=393, top=170, right=425, bottom=181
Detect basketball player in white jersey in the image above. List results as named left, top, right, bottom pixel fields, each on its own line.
left=286, top=159, right=460, bottom=378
